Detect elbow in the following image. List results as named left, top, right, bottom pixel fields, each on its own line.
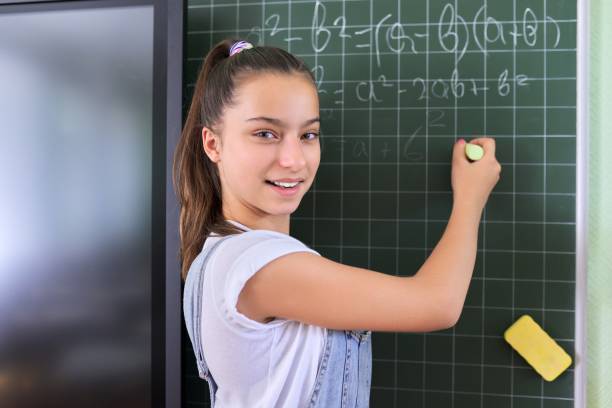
left=442, top=307, right=462, bottom=329
left=433, top=297, right=463, bottom=330
left=408, top=276, right=466, bottom=331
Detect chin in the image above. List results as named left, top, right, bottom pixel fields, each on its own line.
left=272, top=201, right=302, bottom=216
left=282, top=202, right=302, bottom=214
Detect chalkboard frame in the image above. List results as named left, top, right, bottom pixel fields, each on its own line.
left=575, top=0, right=588, bottom=407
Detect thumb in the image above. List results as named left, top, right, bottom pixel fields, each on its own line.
left=453, top=138, right=469, bottom=165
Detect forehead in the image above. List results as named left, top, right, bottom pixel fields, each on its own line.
left=225, top=72, right=319, bottom=123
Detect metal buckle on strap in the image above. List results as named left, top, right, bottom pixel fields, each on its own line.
left=348, top=329, right=372, bottom=342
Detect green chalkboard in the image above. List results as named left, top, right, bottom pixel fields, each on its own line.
left=182, top=1, right=578, bottom=407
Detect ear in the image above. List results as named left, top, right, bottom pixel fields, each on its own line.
left=202, top=126, right=221, bottom=163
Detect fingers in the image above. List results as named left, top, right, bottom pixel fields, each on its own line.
left=452, top=138, right=469, bottom=165
left=467, top=137, right=496, bottom=157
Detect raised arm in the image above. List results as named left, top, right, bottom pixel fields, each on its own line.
left=237, top=138, right=501, bottom=332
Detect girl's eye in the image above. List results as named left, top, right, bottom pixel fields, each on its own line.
left=254, top=131, right=276, bottom=139
left=304, top=132, right=320, bottom=140
left=254, top=131, right=319, bottom=140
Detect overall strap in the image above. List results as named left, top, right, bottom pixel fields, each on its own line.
left=183, top=235, right=233, bottom=380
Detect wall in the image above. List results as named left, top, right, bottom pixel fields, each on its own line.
left=588, top=0, right=612, bottom=406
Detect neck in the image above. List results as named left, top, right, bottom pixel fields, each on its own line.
left=224, top=210, right=291, bottom=235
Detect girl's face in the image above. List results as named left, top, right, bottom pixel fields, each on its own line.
left=203, top=72, right=321, bottom=228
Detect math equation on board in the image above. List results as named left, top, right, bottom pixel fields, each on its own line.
left=242, top=1, right=569, bottom=129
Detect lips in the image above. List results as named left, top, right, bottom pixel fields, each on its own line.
left=265, top=180, right=302, bottom=187
left=265, top=180, right=303, bottom=196
left=267, top=179, right=304, bottom=183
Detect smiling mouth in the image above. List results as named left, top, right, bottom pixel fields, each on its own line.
left=265, top=180, right=302, bottom=188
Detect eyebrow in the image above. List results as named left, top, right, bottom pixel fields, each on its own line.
left=245, top=116, right=320, bottom=127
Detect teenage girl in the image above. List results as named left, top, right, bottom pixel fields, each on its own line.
left=174, top=38, right=501, bottom=408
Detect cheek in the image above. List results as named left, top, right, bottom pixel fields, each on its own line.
left=224, top=145, right=267, bottom=183
left=220, top=144, right=245, bottom=177
left=307, top=143, right=321, bottom=169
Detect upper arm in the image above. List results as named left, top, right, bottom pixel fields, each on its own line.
left=237, top=251, right=458, bottom=332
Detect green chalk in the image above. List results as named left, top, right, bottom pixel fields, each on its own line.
left=465, top=143, right=484, bottom=161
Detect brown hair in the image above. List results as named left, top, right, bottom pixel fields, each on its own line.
left=173, top=38, right=316, bottom=281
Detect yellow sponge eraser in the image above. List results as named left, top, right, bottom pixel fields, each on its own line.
left=504, top=315, right=572, bottom=381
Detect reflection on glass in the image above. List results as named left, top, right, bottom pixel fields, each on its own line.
left=0, top=5, right=153, bottom=407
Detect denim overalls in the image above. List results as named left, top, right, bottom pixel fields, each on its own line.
left=183, top=235, right=373, bottom=408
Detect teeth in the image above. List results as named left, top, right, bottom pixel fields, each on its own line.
left=272, top=181, right=299, bottom=188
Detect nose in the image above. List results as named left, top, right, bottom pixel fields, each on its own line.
left=278, top=134, right=307, bottom=170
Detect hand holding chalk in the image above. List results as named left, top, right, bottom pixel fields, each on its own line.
left=451, top=138, right=501, bottom=213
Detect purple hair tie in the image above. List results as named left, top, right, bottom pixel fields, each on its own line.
left=229, top=40, right=254, bottom=56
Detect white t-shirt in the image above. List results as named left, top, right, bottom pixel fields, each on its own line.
left=199, top=219, right=327, bottom=408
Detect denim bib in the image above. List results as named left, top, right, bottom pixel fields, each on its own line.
left=183, top=235, right=373, bottom=407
